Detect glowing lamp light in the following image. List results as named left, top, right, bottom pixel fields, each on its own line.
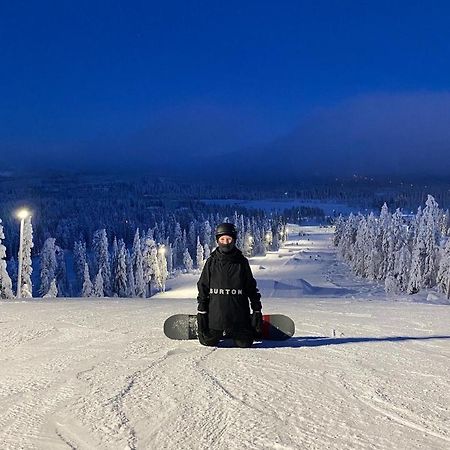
left=16, top=209, right=31, bottom=220
left=16, top=208, right=31, bottom=299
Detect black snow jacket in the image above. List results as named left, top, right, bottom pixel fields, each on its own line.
left=197, top=246, right=262, bottom=331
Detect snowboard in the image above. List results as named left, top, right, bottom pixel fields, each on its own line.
left=163, top=314, right=295, bottom=341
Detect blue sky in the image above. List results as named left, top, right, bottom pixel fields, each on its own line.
left=1, top=1, right=450, bottom=175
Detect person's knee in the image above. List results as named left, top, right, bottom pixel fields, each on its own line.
left=198, top=331, right=221, bottom=347
left=233, top=338, right=253, bottom=348
left=199, top=337, right=220, bottom=347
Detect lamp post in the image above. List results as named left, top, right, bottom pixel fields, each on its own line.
left=16, top=209, right=30, bottom=299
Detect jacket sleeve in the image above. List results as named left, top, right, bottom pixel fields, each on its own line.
left=243, top=259, right=262, bottom=311
left=196, top=258, right=211, bottom=312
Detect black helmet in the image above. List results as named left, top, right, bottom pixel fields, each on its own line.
left=215, top=223, right=238, bottom=241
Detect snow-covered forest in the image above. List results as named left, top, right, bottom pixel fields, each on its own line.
left=0, top=209, right=288, bottom=299
left=3, top=173, right=450, bottom=254
left=0, top=174, right=324, bottom=257
left=334, top=195, right=450, bottom=298
left=3, top=171, right=450, bottom=301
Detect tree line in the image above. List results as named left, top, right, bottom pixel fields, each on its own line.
left=0, top=211, right=287, bottom=299
left=334, top=195, right=450, bottom=298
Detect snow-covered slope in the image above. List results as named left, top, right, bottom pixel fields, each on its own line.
left=1, top=226, right=449, bottom=449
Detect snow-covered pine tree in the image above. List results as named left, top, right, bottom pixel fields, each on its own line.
left=142, top=237, right=156, bottom=296
left=390, top=208, right=406, bottom=265
left=441, top=209, right=450, bottom=236
left=270, top=222, right=279, bottom=252
left=155, top=245, right=168, bottom=292
left=82, top=262, right=93, bottom=297
left=183, top=248, right=193, bottom=272
left=182, top=229, right=187, bottom=260
left=364, top=213, right=381, bottom=281
left=126, top=249, right=135, bottom=297
left=143, top=227, right=154, bottom=242
left=407, top=207, right=425, bottom=294
left=150, top=246, right=160, bottom=292
left=277, top=220, right=286, bottom=250
left=249, top=221, right=262, bottom=256
left=234, top=214, right=245, bottom=251
left=333, top=215, right=345, bottom=247
left=0, top=219, right=13, bottom=299
left=436, top=239, right=450, bottom=299
left=188, top=221, right=196, bottom=256
left=410, top=206, right=423, bottom=245
left=338, top=213, right=358, bottom=263
left=352, top=215, right=369, bottom=277
left=92, top=229, right=111, bottom=296
left=21, top=216, right=34, bottom=298
left=408, top=243, right=423, bottom=294
left=131, top=229, right=145, bottom=297
left=73, top=240, right=87, bottom=294
left=384, top=273, right=400, bottom=295
left=243, top=225, right=254, bottom=257
left=264, top=229, right=273, bottom=252
left=394, top=246, right=411, bottom=292
left=385, top=209, right=411, bottom=294
left=39, top=237, right=57, bottom=297
left=196, top=236, right=204, bottom=269
left=172, top=222, right=183, bottom=269
left=8, top=257, right=18, bottom=293
left=257, top=226, right=267, bottom=256
left=166, top=242, right=173, bottom=275
left=239, top=214, right=246, bottom=249
left=55, top=245, right=68, bottom=297
left=380, top=209, right=405, bottom=283
left=113, top=239, right=128, bottom=297
left=379, top=203, right=393, bottom=279
left=43, top=279, right=58, bottom=298
left=408, top=196, right=442, bottom=293
left=421, top=195, right=441, bottom=288
left=281, top=223, right=288, bottom=243
left=93, top=271, right=104, bottom=297
left=203, top=242, right=210, bottom=261
left=233, top=211, right=239, bottom=229
left=110, top=237, right=119, bottom=295
left=201, top=220, right=212, bottom=248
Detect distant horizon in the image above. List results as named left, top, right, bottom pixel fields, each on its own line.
left=3, top=165, right=450, bottom=187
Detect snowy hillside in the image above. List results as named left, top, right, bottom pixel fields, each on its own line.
left=1, top=226, right=449, bottom=449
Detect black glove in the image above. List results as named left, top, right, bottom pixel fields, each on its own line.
left=251, top=311, right=263, bottom=339
left=197, top=312, right=209, bottom=334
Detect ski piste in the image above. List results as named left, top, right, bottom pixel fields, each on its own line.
left=164, top=313, right=295, bottom=341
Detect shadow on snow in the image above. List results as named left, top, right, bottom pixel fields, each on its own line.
left=253, top=335, right=450, bottom=349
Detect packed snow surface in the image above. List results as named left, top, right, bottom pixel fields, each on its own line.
left=1, top=226, right=449, bottom=449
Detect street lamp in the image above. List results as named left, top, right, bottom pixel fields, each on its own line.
left=16, top=208, right=31, bottom=299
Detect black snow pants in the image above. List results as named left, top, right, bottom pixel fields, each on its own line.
left=198, top=327, right=254, bottom=348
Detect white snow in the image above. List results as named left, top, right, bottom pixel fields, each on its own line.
left=0, top=225, right=449, bottom=449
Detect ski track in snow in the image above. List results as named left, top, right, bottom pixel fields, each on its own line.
left=0, top=225, right=449, bottom=449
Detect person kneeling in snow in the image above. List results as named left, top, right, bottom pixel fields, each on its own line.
left=196, top=223, right=263, bottom=348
